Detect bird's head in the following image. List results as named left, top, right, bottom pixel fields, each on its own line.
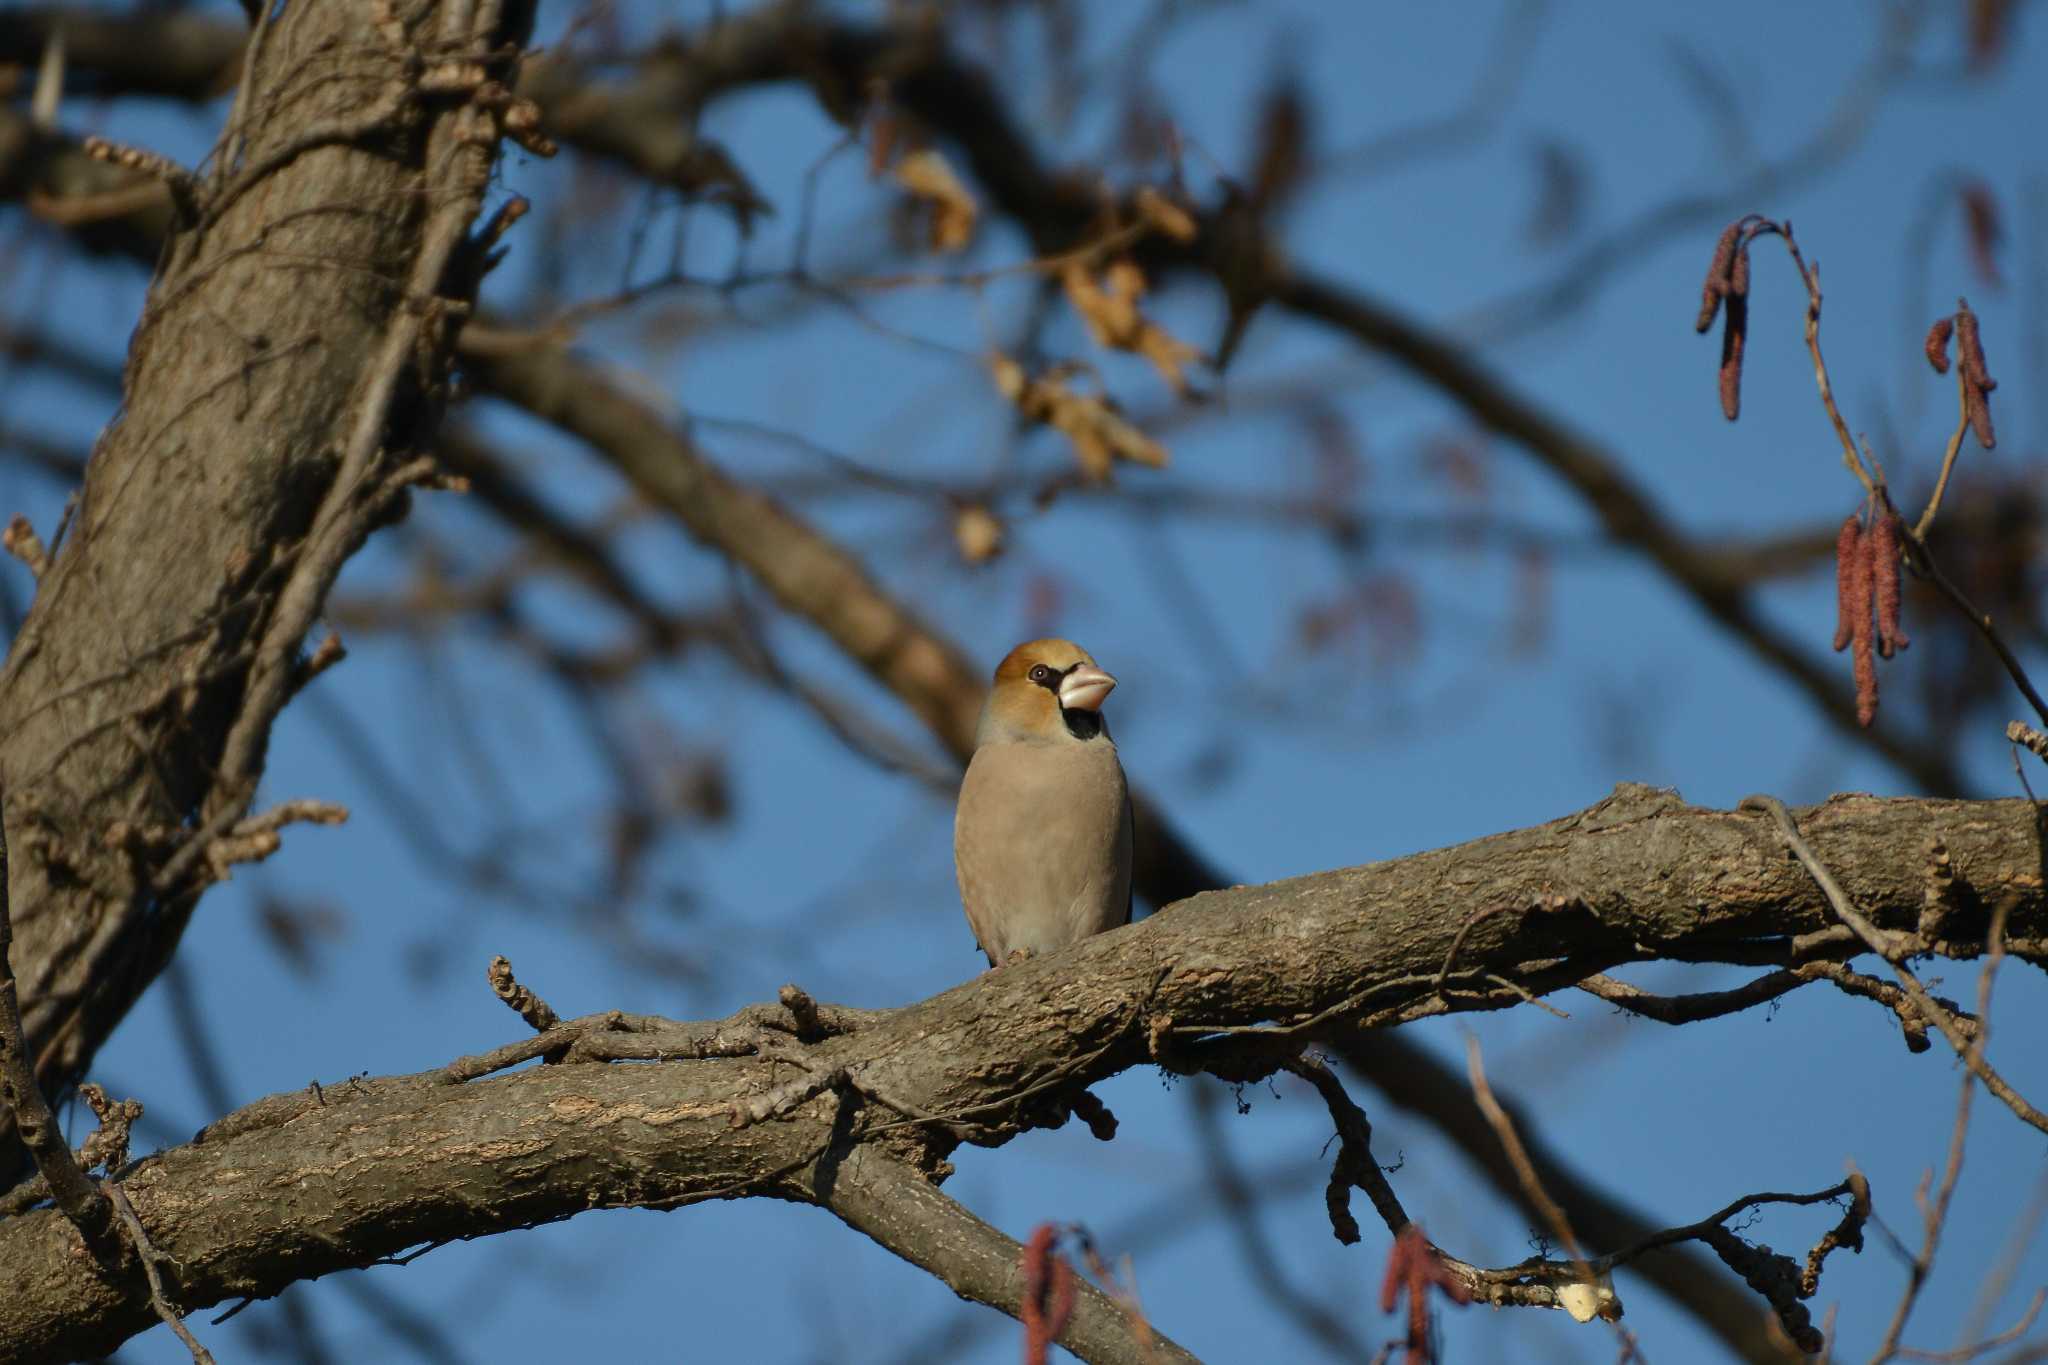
left=980, top=638, right=1117, bottom=743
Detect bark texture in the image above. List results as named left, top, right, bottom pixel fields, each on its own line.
left=0, top=787, right=2036, bottom=1362
left=0, top=1, right=534, bottom=1149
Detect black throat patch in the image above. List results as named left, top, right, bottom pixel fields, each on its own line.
left=1062, top=709, right=1103, bottom=741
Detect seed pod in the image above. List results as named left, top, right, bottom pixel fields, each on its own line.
left=1870, top=511, right=1909, bottom=658
left=1718, top=292, right=1748, bottom=421
left=1832, top=515, right=1863, bottom=653
left=1695, top=219, right=1743, bottom=333
left=1923, top=316, right=1953, bottom=374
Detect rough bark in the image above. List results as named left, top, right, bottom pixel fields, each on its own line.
left=0, top=0, right=536, bottom=1156
left=0, top=787, right=2037, bottom=1362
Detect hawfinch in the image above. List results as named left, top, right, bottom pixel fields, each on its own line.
left=954, top=639, right=1133, bottom=967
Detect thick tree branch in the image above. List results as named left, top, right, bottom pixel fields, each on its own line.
left=0, top=787, right=2039, bottom=1361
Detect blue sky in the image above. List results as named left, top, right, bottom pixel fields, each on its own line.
left=5, top=2, right=2047, bottom=1362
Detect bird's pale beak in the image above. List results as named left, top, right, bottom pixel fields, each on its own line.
left=1058, top=665, right=1116, bottom=712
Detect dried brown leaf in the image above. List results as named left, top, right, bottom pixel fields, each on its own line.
left=1062, top=257, right=1202, bottom=395
left=1134, top=185, right=1197, bottom=243
left=894, top=148, right=977, bottom=252
left=988, top=354, right=1170, bottom=481
left=952, top=504, right=1004, bottom=564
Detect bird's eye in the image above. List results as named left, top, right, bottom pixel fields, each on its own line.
left=1028, top=664, right=1053, bottom=684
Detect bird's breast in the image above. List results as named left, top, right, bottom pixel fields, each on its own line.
left=953, top=738, right=1132, bottom=964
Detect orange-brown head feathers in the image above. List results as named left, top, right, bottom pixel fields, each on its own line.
left=978, top=638, right=1117, bottom=746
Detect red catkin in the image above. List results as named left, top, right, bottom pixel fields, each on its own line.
left=1695, top=220, right=1743, bottom=333
left=1020, top=1224, right=1076, bottom=1365
left=1380, top=1225, right=1468, bottom=1365
left=1924, top=316, right=1953, bottom=374
left=1954, top=302, right=1998, bottom=449
left=1021, top=1224, right=1054, bottom=1364
left=1718, top=292, right=1748, bottom=421
left=1853, top=620, right=1878, bottom=726
left=1046, top=1260, right=1077, bottom=1342
left=1847, top=521, right=1878, bottom=726
left=1955, top=303, right=1993, bottom=388
left=1961, top=181, right=2003, bottom=287
left=1870, top=511, right=1909, bottom=658
left=1379, top=1235, right=1404, bottom=1315
left=1965, top=383, right=1997, bottom=450
left=1832, top=515, right=1863, bottom=652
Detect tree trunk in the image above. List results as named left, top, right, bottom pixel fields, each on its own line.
left=0, top=0, right=536, bottom=1170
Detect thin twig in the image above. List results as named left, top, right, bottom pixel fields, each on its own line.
left=1750, top=220, right=1878, bottom=495
left=1870, top=897, right=2009, bottom=1364
left=1912, top=374, right=1973, bottom=538
left=1578, top=963, right=1966, bottom=1054
left=1576, top=968, right=1807, bottom=1024
left=1742, top=795, right=2048, bottom=1136
left=1898, top=530, right=2048, bottom=730
left=487, top=954, right=561, bottom=1033
left=1283, top=1052, right=1411, bottom=1243
left=106, top=1183, right=216, bottom=1365
left=1465, top=1036, right=1589, bottom=1269
left=1896, top=1286, right=2045, bottom=1362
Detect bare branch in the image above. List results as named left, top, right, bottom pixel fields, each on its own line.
left=799, top=1149, right=1201, bottom=1365
left=1743, top=795, right=2048, bottom=1135
left=487, top=955, right=561, bottom=1034
left=0, top=787, right=2036, bottom=1358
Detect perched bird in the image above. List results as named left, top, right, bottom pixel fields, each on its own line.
left=954, top=639, right=1133, bottom=968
